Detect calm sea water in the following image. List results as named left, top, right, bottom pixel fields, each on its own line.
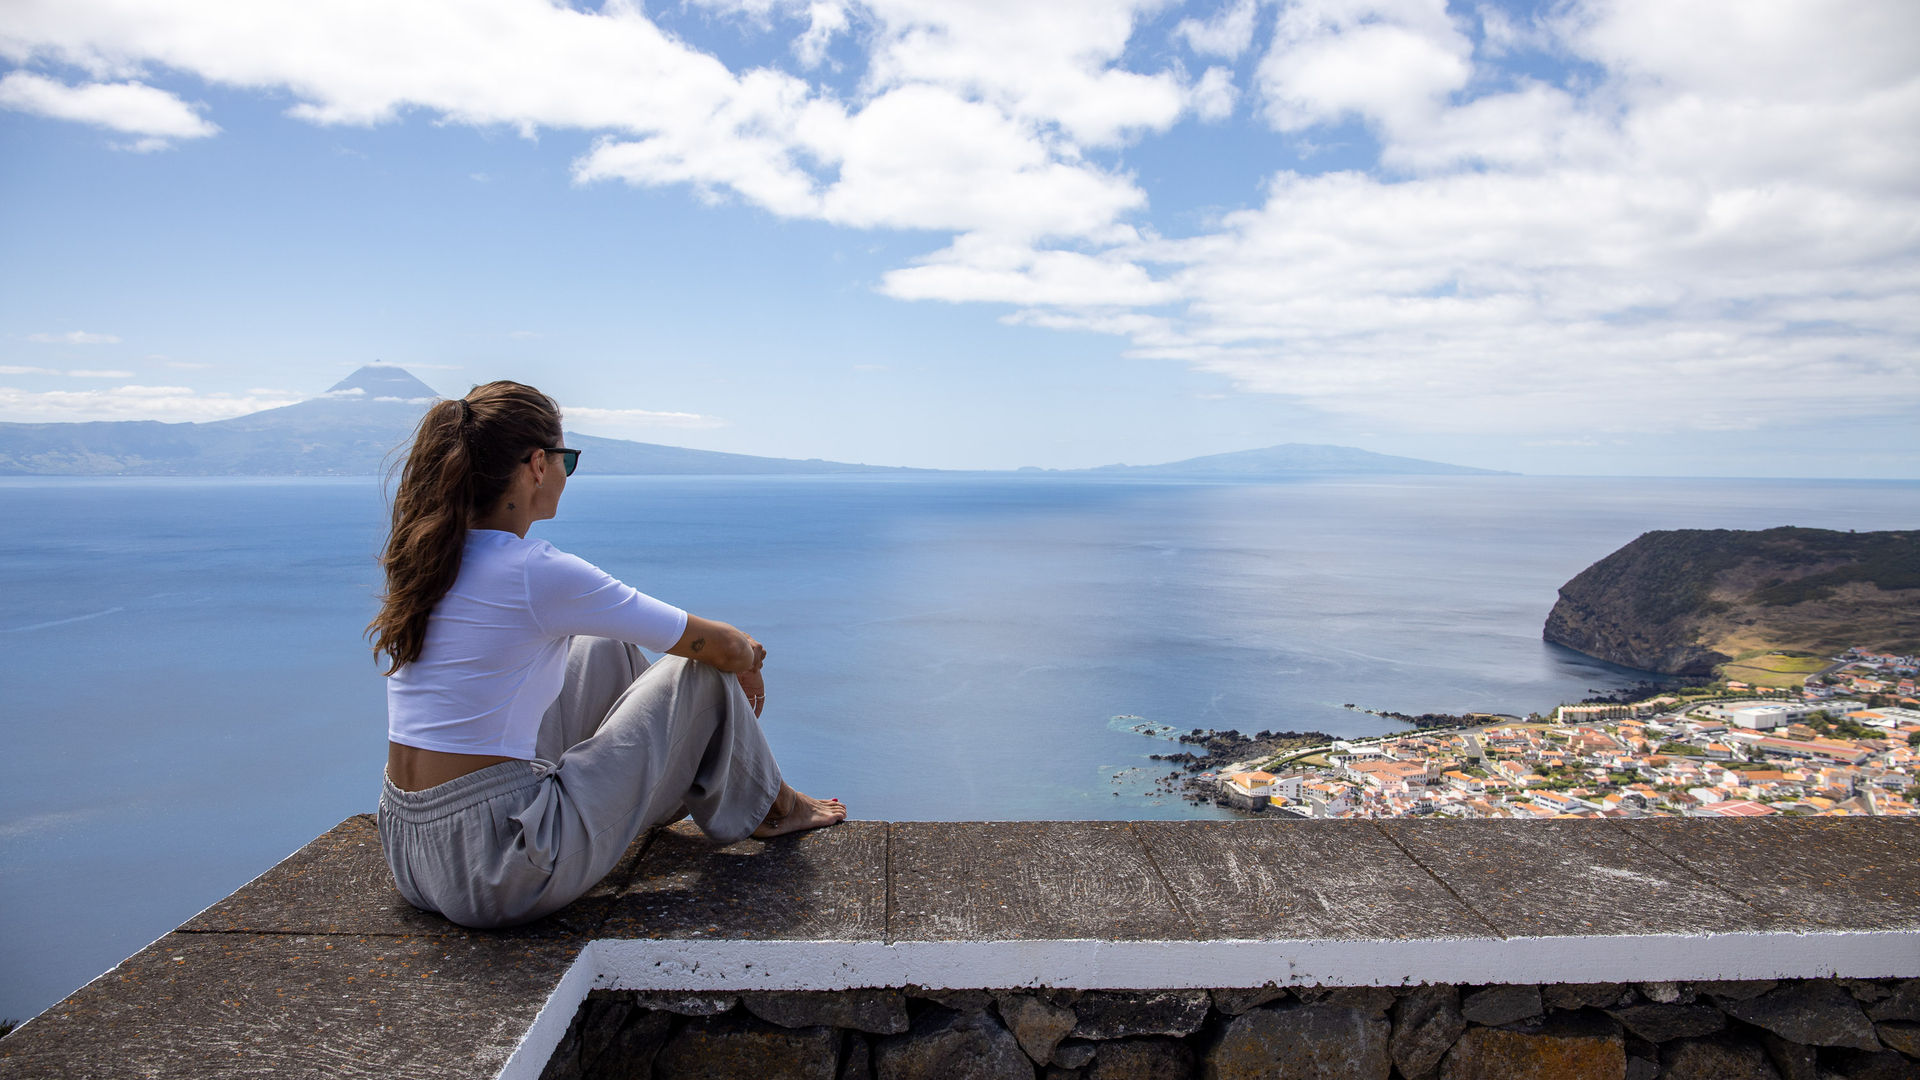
left=2, top=473, right=1916, bottom=1018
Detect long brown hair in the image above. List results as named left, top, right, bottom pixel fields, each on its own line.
left=368, top=380, right=563, bottom=674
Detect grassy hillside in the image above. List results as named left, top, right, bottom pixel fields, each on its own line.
left=1543, top=527, right=1920, bottom=676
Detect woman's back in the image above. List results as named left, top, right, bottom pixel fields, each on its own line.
left=387, top=528, right=685, bottom=759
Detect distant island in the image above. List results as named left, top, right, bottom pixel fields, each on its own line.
left=1544, top=526, right=1920, bottom=677
left=0, top=363, right=1497, bottom=476
left=1079, top=444, right=1510, bottom=477
left=0, top=366, right=918, bottom=477
left=0, top=364, right=1503, bottom=479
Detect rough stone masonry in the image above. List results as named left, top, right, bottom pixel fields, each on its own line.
left=541, top=979, right=1920, bottom=1080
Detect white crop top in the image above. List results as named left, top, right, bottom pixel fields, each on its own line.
left=386, top=529, right=689, bottom=759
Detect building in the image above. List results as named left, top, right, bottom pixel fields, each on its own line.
left=1751, top=736, right=1871, bottom=767
left=1707, top=700, right=1868, bottom=730
left=1344, top=759, right=1435, bottom=792
left=1692, top=799, right=1776, bottom=818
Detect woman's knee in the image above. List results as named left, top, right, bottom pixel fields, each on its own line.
left=670, top=654, right=742, bottom=702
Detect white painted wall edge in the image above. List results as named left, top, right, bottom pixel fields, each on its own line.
left=496, top=931, right=1920, bottom=1079
left=497, top=943, right=602, bottom=1080
left=591, top=933, right=1920, bottom=991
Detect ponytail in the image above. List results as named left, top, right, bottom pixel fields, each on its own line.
left=368, top=381, right=562, bottom=673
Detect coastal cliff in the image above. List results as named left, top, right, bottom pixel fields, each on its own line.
left=1543, top=527, right=1920, bottom=675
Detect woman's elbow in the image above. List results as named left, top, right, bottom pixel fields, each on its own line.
left=677, top=617, right=754, bottom=672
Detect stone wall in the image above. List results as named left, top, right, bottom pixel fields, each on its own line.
left=540, top=978, right=1920, bottom=1080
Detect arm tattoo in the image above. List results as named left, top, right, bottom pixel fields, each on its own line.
left=690, top=637, right=705, bottom=653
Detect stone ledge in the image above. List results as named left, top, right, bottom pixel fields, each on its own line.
left=0, top=815, right=1914, bottom=1079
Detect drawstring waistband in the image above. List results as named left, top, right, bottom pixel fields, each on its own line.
left=380, top=759, right=545, bottom=823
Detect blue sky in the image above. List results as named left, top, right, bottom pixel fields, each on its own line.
left=1, top=0, right=1916, bottom=476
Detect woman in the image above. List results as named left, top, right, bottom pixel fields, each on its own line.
left=368, top=380, right=843, bottom=929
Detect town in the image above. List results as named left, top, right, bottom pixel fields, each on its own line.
left=1207, top=648, right=1920, bottom=819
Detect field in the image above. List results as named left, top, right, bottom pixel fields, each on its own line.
left=1718, top=651, right=1832, bottom=689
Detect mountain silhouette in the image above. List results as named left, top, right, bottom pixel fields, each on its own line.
left=1087, top=443, right=1510, bottom=477
left=0, top=365, right=1503, bottom=477
left=0, top=365, right=914, bottom=476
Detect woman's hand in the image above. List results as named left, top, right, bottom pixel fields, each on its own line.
left=737, top=668, right=766, bottom=718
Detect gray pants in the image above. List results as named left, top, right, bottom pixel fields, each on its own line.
left=378, top=637, right=783, bottom=928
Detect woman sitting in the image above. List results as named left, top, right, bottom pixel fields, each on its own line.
left=368, top=380, right=843, bottom=929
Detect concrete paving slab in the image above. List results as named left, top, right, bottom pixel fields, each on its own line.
left=600, top=819, right=887, bottom=940
left=1377, top=819, right=1787, bottom=938
left=888, top=821, right=1190, bottom=942
left=1610, top=817, right=1920, bottom=930
left=0, top=931, right=582, bottom=1080
left=181, top=814, right=648, bottom=940
left=1133, top=820, right=1493, bottom=940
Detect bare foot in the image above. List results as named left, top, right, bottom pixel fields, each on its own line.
left=752, top=783, right=846, bottom=838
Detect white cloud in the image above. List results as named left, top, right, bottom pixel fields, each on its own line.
left=809, top=85, right=1146, bottom=239
left=1119, top=145, right=1920, bottom=431
left=6, top=0, right=830, bottom=207
left=873, top=0, right=1920, bottom=435
left=1003, top=308, right=1176, bottom=341
left=1190, top=65, right=1238, bottom=122
left=1474, top=3, right=1548, bottom=57
left=2, top=0, right=1915, bottom=439
left=882, top=234, right=1179, bottom=307
left=1256, top=0, right=1473, bottom=133
left=0, top=364, right=134, bottom=376
left=1566, top=0, right=1919, bottom=101
left=26, top=330, right=121, bottom=344
left=562, top=405, right=727, bottom=436
left=1178, top=0, right=1260, bottom=59
left=1377, top=81, right=1604, bottom=173
left=0, top=384, right=298, bottom=423
left=1, top=0, right=1169, bottom=299
left=0, top=71, right=217, bottom=146
left=112, top=135, right=173, bottom=152
left=685, top=0, right=786, bottom=15
left=859, top=0, right=1188, bottom=146
left=795, top=1, right=849, bottom=68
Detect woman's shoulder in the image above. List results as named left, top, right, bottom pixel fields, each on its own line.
left=516, top=535, right=613, bottom=582
left=462, top=530, right=570, bottom=585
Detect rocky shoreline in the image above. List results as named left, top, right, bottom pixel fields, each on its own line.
left=1144, top=727, right=1333, bottom=805
left=1340, top=705, right=1510, bottom=729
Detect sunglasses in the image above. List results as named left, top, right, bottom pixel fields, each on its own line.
left=522, top=447, right=581, bottom=476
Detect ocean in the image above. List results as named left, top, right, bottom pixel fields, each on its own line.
left=3, top=473, right=1917, bottom=1019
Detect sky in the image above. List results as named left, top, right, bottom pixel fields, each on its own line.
left=0, top=0, right=1916, bottom=477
